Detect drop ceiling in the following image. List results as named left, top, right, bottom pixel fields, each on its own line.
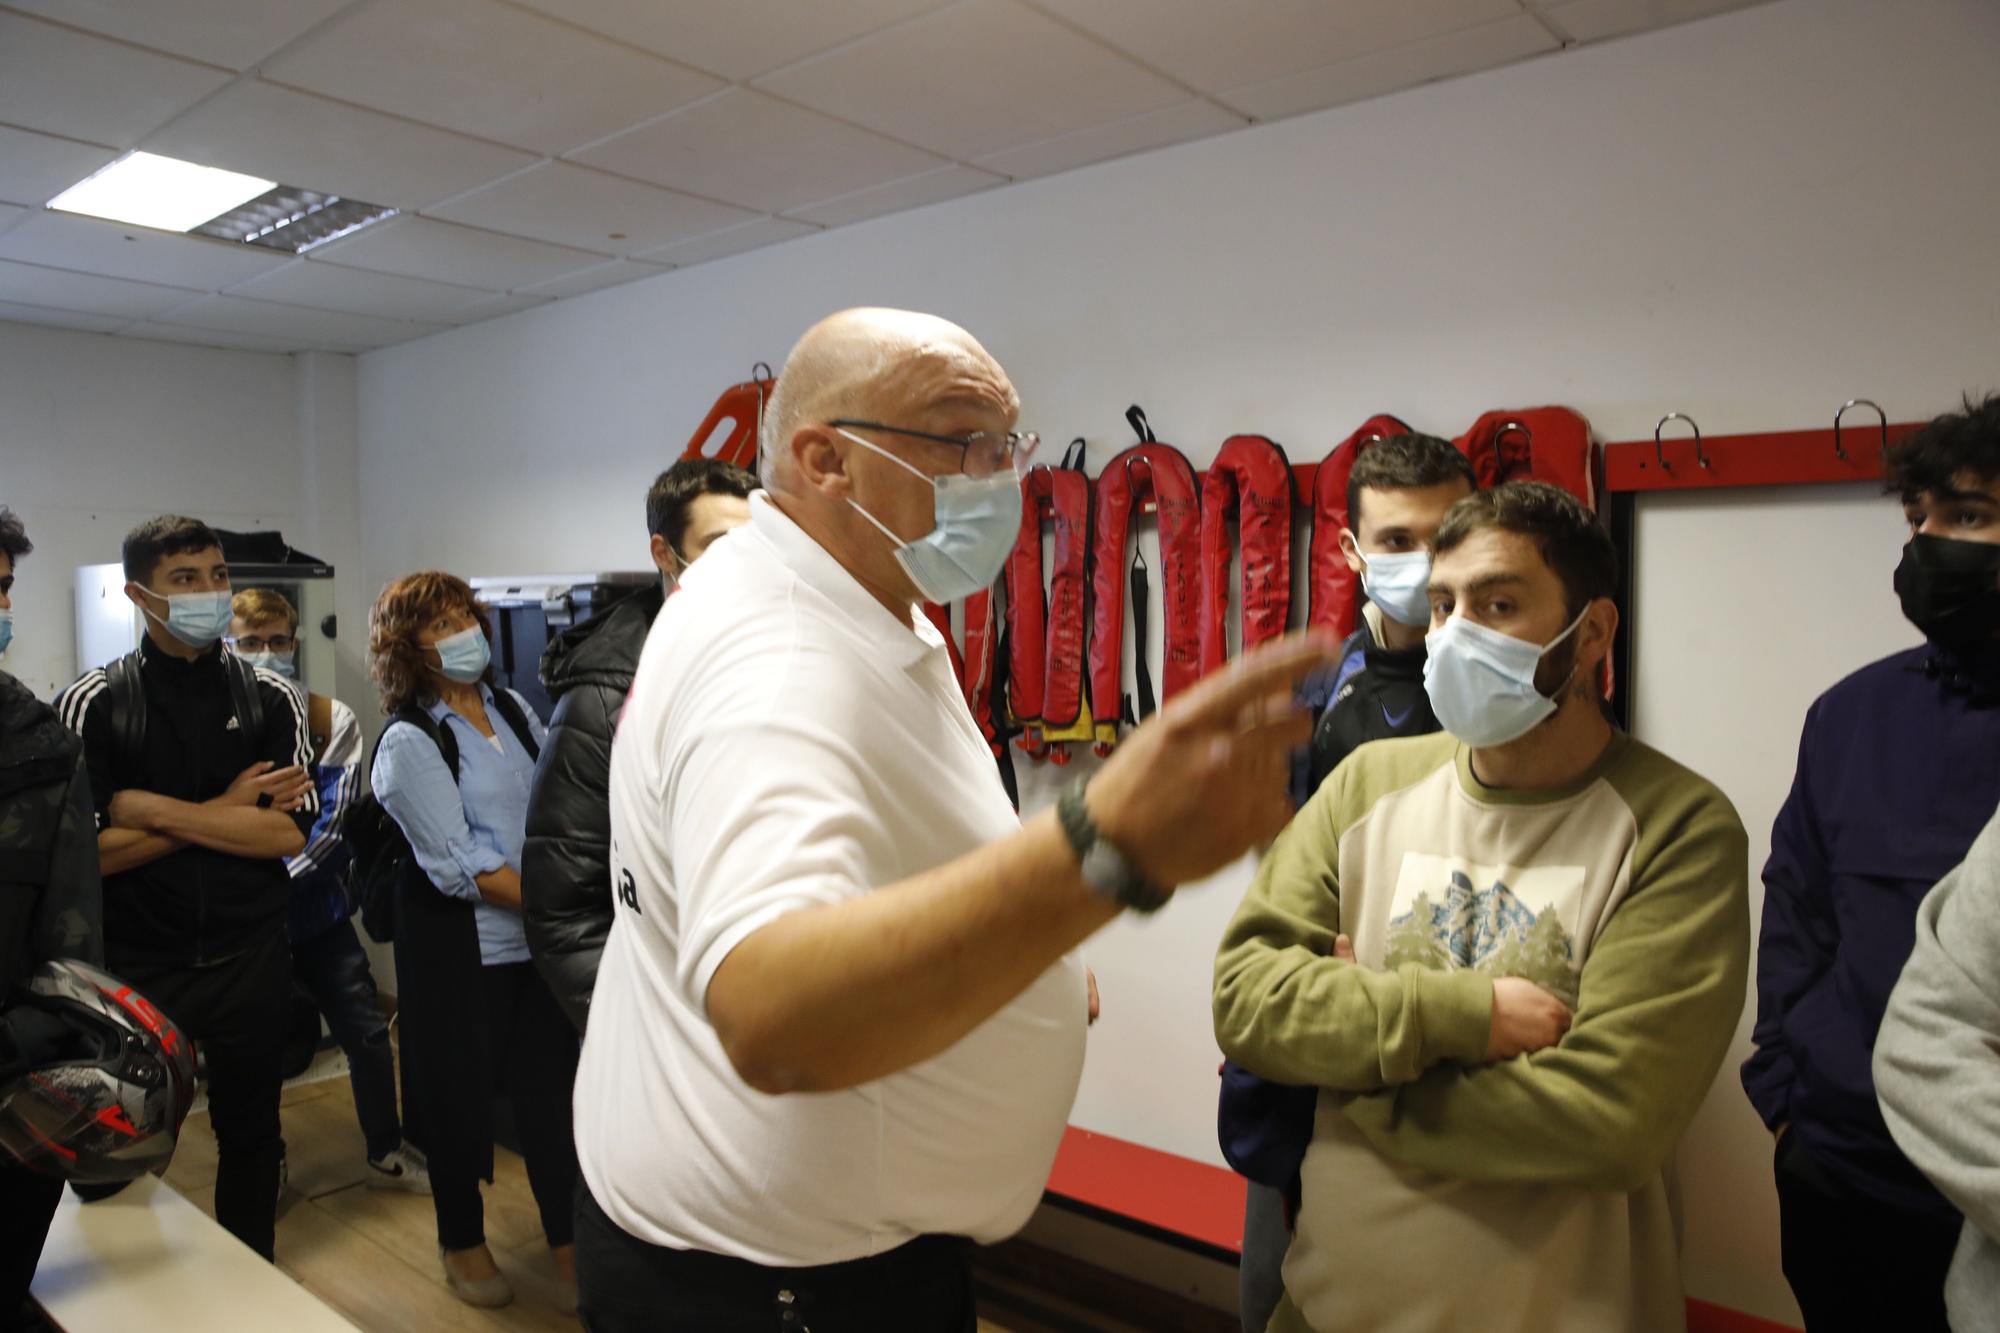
left=0, top=0, right=1774, bottom=355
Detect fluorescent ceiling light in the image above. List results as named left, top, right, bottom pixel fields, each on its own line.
left=48, top=151, right=276, bottom=233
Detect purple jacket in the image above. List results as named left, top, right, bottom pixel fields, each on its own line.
left=1743, top=641, right=2000, bottom=1215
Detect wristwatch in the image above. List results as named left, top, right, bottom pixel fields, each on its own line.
left=1056, top=777, right=1172, bottom=914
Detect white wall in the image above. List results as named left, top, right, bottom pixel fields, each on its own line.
left=352, top=0, right=2000, bottom=1322
left=0, top=322, right=307, bottom=698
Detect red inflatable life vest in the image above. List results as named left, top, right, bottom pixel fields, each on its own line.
left=1004, top=445, right=1093, bottom=764
left=1308, top=414, right=1414, bottom=638
left=1089, top=408, right=1201, bottom=755
left=1199, top=434, right=1295, bottom=677
left=923, top=593, right=1001, bottom=752
left=680, top=363, right=775, bottom=472
left=1454, top=406, right=1611, bottom=699
left=1455, top=407, right=1596, bottom=510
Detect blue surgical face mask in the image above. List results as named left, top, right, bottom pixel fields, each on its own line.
left=137, top=587, right=233, bottom=648
left=430, top=625, right=491, bottom=683
left=0, top=608, right=11, bottom=658
left=237, top=649, right=296, bottom=679
left=1423, top=607, right=1587, bottom=749
left=839, top=428, right=1023, bottom=604
left=1360, top=549, right=1433, bottom=629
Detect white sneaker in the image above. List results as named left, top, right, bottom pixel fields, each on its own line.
left=367, top=1144, right=432, bottom=1194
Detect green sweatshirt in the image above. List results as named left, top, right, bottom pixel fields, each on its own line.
left=1214, top=730, right=1748, bottom=1333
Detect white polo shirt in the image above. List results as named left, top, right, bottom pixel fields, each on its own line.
left=575, top=492, right=1088, bottom=1266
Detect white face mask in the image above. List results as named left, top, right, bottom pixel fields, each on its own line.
left=838, top=428, right=1023, bottom=604
left=1359, top=549, right=1433, bottom=629
left=1422, top=607, right=1587, bottom=749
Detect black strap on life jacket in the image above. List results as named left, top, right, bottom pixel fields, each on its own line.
left=1129, top=548, right=1155, bottom=722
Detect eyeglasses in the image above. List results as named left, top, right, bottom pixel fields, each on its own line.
left=828, top=419, right=1040, bottom=479
left=227, top=634, right=297, bottom=654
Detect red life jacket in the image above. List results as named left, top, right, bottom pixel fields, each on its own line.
left=1199, top=434, right=1295, bottom=676
left=1308, top=414, right=1414, bottom=637
left=1454, top=406, right=1611, bottom=699
left=1089, top=409, right=1201, bottom=755
left=923, top=594, right=1000, bottom=753
left=1004, top=445, right=1093, bottom=764
left=1454, top=407, right=1596, bottom=509
left=679, top=363, right=775, bottom=472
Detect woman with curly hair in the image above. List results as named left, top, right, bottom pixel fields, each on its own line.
left=366, top=571, right=578, bottom=1313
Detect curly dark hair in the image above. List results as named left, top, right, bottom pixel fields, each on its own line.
left=0, top=507, right=30, bottom=565
left=1883, top=393, right=2000, bottom=499
left=367, top=571, right=493, bottom=716
left=1432, top=481, right=1618, bottom=619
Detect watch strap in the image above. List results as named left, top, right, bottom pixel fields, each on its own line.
left=1056, top=777, right=1171, bottom=914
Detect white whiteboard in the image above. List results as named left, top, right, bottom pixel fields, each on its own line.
left=1629, top=482, right=1914, bottom=1321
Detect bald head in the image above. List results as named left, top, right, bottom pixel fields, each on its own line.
left=760, top=308, right=1019, bottom=493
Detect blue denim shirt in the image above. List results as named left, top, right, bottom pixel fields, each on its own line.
left=371, top=686, right=544, bottom=966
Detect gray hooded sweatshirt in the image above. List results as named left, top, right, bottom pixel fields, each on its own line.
left=1877, top=805, right=2000, bottom=1331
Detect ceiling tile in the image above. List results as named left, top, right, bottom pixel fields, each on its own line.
left=224, top=258, right=495, bottom=321
left=632, top=215, right=819, bottom=267
left=974, top=98, right=1246, bottom=179
left=263, top=0, right=722, bottom=156
left=0, top=14, right=233, bottom=149
left=4, top=0, right=352, bottom=69
left=509, top=0, right=953, bottom=81
left=574, top=88, right=947, bottom=214
left=0, top=211, right=291, bottom=289
left=443, top=291, right=557, bottom=325
left=1217, top=14, right=1558, bottom=122
left=161, top=294, right=445, bottom=347
left=1030, top=0, right=1522, bottom=94
left=1541, top=0, right=1771, bottom=44
left=514, top=258, right=673, bottom=299
left=145, top=80, right=537, bottom=212
left=0, top=126, right=120, bottom=208
left=0, top=299, right=132, bottom=334
left=116, top=322, right=311, bottom=353
left=430, top=162, right=756, bottom=254
left=784, top=166, right=1006, bottom=228
left=755, top=0, right=1189, bottom=160
left=0, top=259, right=203, bottom=319
left=310, top=216, right=608, bottom=290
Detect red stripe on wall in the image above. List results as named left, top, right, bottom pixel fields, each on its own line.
left=1049, top=1127, right=1805, bottom=1331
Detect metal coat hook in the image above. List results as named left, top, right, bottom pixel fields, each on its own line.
left=1834, top=399, right=1885, bottom=462
left=1124, top=454, right=1158, bottom=515
left=1654, top=413, right=1707, bottom=471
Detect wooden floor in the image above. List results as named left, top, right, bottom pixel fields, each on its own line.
left=165, top=1075, right=1040, bottom=1332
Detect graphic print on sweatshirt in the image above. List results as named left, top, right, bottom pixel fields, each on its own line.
left=1383, top=855, right=1585, bottom=1006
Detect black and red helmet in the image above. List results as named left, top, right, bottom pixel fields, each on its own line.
left=0, top=958, right=197, bottom=1183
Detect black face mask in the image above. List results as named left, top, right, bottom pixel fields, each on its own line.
left=1895, top=534, right=2000, bottom=645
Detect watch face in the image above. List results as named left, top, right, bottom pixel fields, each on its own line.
left=1081, top=840, right=1125, bottom=894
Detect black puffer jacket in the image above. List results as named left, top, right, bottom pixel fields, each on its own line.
left=0, top=671, right=102, bottom=995
left=523, top=583, right=663, bottom=1031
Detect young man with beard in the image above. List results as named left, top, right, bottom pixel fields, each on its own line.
left=1216, top=481, right=1749, bottom=1333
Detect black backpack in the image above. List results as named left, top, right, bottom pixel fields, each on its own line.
left=348, top=691, right=540, bottom=944
left=105, top=650, right=266, bottom=777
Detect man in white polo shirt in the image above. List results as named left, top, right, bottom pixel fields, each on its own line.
left=572, top=307, right=1334, bottom=1330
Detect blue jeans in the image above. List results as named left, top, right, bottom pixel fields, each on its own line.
left=292, top=917, right=401, bottom=1161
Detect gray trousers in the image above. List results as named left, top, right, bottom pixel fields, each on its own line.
left=1240, top=1181, right=1291, bottom=1333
